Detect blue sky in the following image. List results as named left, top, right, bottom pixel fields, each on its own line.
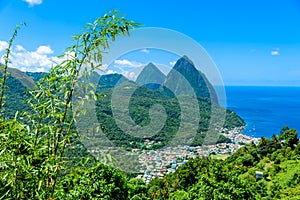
left=0, top=0, right=300, bottom=86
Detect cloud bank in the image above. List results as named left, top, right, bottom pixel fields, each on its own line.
left=114, top=59, right=143, bottom=68
left=0, top=41, right=60, bottom=72
left=23, top=0, right=43, bottom=7
left=110, top=59, right=145, bottom=80
left=0, top=41, right=9, bottom=52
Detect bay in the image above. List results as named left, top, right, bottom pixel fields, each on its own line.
left=225, top=86, right=300, bottom=138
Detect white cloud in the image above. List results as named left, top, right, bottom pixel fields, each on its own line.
left=140, top=48, right=150, bottom=53
left=36, top=45, right=54, bottom=55
left=169, top=61, right=176, bottom=66
left=123, top=71, right=136, bottom=79
left=271, top=48, right=280, bottom=56
left=114, top=59, right=143, bottom=68
left=23, top=0, right=42, bottom=7
left=100, top=64, right=108, bottom=70
left=0, top=44, right=59, bottom=72
left=15, top=45, right=26, bottom=51
left=112, top=59, right=145, bottom=80
left=105, top=69, right=118, bottom=74
left=0, top=41, right=9, bottom=52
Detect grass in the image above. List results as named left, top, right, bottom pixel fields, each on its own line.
left=210, top=154, right=230, bottom=160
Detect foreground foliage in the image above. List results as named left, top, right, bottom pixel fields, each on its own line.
left=0, top=10, right=140, bottom=199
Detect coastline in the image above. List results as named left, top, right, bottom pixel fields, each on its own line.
left=225, top=86, right=300, bottom=139
left=88, top=126, right=260, bottom=183
left=135, top=126, right=260, bottom=183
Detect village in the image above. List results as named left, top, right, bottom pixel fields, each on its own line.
left=134, top=127, right=260, bottom=183
left=86, top=127, right=260, bottom=183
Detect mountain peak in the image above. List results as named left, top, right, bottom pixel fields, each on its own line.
left=136, top=63, right=166, bottom=90
left=146, top=62, right=156, bottom=67
left=173, top=55, right=196, bottom=72
left=182, top=55, right=193, bottom=63
left=142, top=62, right=160, bottom=72
left=164, top=56, right=218, bottom=103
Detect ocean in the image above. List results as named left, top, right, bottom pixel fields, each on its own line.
left=225, top=86, right=300, bottom=139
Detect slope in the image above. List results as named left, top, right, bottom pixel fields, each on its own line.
left=136, top=63, right=166, bottom=90
left=163, top=55, right=218, bottom=103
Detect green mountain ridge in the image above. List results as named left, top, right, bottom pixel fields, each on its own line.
left=90, top=56, right=245, bottom=149
left=163, top=55, right=218, bottom=103
left=0, top=65, right=35, bottom=118
left=0, top=56, right=245, bottom=148
left=136, top=62, right=166, bottom=90
left=25, top=71, right=46, bottom=83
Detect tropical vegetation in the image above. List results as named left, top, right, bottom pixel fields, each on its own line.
left=0, top=10, right=299, bottom=200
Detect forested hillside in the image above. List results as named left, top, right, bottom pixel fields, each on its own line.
left=92, top=56, right=245, bottom=149
left=95, top=73, right=244, bottom=148
left=0, top=65, right=34, bottom=118
left=0, top=61, right=246, bottom=149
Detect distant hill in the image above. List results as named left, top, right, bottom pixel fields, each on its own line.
left=0, top=65, right=35, bottom=118
left=4, top=67, right=36, bottom=90
left=0, top=57, right=245, bottom=148
left=98, top=73, right=128, bottom=89
left=163, top=55, right=218, bottom=103
left=88, top=56, right=245, bottom=149
left=25, top=71, right=46, bottom=82
left=136, top=63, right=166, bottom=90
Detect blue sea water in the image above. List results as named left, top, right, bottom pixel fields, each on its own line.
left=225, top=86, right=300, bottom=139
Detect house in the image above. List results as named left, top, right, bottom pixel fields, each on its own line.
left=256, top=171, right=263, bottom=179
